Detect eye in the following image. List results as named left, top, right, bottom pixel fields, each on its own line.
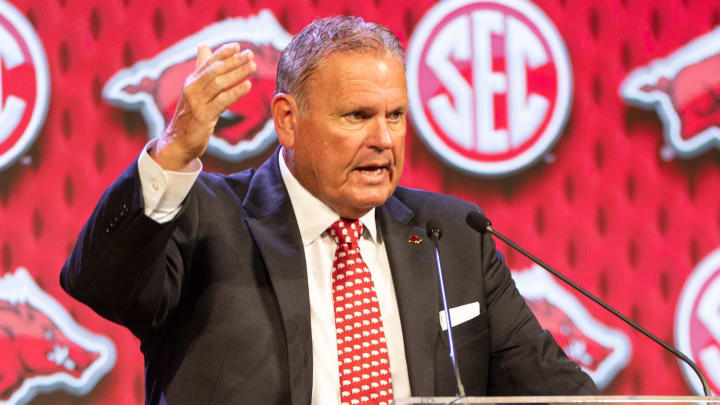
left=346, top=110, right=367, bottom=121
left=387, top=110, right=405, bottom=122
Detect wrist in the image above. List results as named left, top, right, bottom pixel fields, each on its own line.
left=151, top=137, right=195, bottom=171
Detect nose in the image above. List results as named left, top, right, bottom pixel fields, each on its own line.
left=366, top=116, right=393, bottom=150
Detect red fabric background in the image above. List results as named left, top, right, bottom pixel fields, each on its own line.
left=1, top=0, right=720, bottom=403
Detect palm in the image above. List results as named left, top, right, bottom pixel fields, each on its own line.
left=154, top=43, right=257, bottom=170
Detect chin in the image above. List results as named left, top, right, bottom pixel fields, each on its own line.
left=352, top=192, right=392, bottom=210
left=334, top=184, right=395, bottom=214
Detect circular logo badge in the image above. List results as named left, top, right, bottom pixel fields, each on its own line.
left=0, top=1, right=50, bottom=171
left=407, top=0, right=572, bottom=176
left=675, top=247, right=720, bottom=395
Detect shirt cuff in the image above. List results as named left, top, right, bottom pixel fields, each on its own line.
left=137, top=139, right=202, bottom=223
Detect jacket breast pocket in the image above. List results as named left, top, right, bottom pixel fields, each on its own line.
left=434, top=310, right=490, bottom=395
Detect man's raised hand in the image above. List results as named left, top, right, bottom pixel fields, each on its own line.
left=152, top=42, right=257, bottom=171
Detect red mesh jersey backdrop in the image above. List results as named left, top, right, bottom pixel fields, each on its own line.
left=1, top=0, right=720, bottom=403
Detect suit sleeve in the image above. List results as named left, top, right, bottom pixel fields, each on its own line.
left=60, top=160, right=197, bottom=342
left=478, top=218, right=600, bottom=395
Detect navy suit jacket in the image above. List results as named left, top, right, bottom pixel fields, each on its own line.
left=61, top=149, right=598, bottom=404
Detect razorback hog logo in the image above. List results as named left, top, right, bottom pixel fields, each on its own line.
left=0, top=268, right=115, bottom=405
left=103, top=9, right=290, bottom=162
left=512, top=266, right=631, bottom=389
left=406, top=0, right=572, bottom=176
left=675, top=247, right=720, bottom=395
left=0, top=0, right=50, bottom=172
left=621, top=27, right=720, bottom=159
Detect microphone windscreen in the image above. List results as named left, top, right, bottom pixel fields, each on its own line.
left=426, top=218, right=443, bottom=239
left=466, top=211, right=491, bottom=233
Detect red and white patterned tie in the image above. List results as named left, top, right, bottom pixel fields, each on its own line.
left=329, top=218, right=393, bottom=405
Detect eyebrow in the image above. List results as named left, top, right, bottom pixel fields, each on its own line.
left=341, top=103, right=407, bottom=113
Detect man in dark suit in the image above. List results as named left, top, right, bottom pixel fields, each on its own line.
left=61, top=16, right=598, bottom=405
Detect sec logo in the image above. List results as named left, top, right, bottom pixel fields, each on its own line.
left=675, top=247, right=720, bottom=395
left=407, top=0, right=572, bottom=176
left=0, top=0, right=50, bottom=172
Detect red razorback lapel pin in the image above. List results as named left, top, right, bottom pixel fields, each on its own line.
left=407, top=235, right=422, bottom=244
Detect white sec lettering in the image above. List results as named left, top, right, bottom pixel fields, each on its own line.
left=426, top=15, right=473, bottom=149
left=471, top=10, right=507, bottom=154
left=506, top=16, right=549, bottom=148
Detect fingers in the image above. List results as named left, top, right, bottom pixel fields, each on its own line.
left=196, top=44, right=212, bottom=68
left=197, top=42, right=248, bottom=72
left=213, top=49, right=255, bottom=77
left=181, top=42, right=257, bottom=121
left=207, top=80, right=253, bottom=116
left=196, top=49, right=255, bottom=90
left=204, top=55, right=257, bottom=94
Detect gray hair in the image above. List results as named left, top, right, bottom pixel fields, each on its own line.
left=275, top=16, right=405, bottom=110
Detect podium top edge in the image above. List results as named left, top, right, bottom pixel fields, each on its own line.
left=392, top=396, right=720, bottom=404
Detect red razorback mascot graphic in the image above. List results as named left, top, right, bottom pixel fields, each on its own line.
left=0, top=268, right=115, bottom=405
left=103, top=10, right=290, bottom=163
left=512, top=266, right=631, bottom=389
left=621, top=27, right=720, bottom=160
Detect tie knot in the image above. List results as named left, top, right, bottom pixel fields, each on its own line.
left=328, top=218, right=363, bottom=246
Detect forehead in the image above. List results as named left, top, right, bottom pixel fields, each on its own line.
left=303, top=51, right=408, bottom=106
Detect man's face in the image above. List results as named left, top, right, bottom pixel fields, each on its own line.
left=286, top=51, right=408, bottom=219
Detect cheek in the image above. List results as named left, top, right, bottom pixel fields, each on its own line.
left=314, top=154, right=348, bottom=188
left=394, top=136, right=405, bottom=155
left=323, top=145, right=359, bottom=178
left=393, top=136, right=406, bottom=168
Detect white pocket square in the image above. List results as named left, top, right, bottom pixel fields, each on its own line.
left=439, top=302, right=480, bottom=331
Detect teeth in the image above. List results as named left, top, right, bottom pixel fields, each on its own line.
left=358, top=166, right=384, bottom=174
left=359, top=168, right=383, bottom=175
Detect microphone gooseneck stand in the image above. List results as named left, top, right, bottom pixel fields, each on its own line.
left=426, top=219, right=466, bottom=399
left=465, top=211, right=712, bottom=397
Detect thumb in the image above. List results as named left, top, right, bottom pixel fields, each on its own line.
left=196, top=44, right=212, bottom=68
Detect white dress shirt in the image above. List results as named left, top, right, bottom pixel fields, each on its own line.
left=137, top=140, right=202, bottom=221
left=137, top=141, right=411, bottom=403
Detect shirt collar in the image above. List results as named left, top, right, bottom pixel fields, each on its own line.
left=278, top=149, right=377, bottom=247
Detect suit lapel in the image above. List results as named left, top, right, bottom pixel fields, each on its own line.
left=243, top=149, right=312, bottom=405
left=377, top=195, right=439, bottom=397
left=242, top=151, right=440, bottom=400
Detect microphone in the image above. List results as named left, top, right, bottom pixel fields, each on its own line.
left=465, top=211, right=712, bottom=397
left=426, top=219, right=466, bottom=397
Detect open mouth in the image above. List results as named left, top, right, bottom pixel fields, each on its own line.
left=355, top=165, right=388, bottom=176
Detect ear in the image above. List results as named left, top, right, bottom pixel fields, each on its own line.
left=272, top=93, right=299, bottom=148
